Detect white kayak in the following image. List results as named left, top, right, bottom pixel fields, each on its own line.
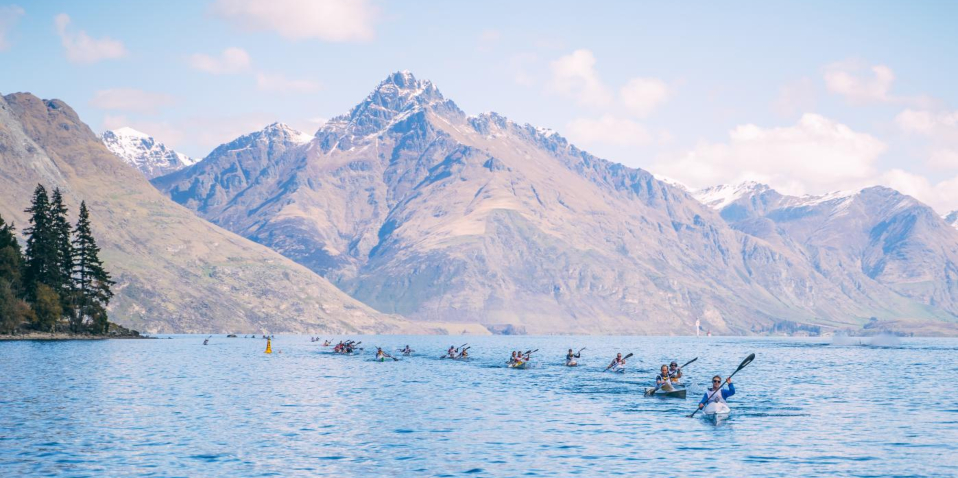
left=702, top=402, right=731, bottom=422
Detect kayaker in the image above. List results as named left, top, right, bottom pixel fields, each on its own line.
left=668, top=361, right=683, bottom=383
left=457, top=347, right=469, bottom=359
left=401, top=345, right=413, bottom=355
left=447, top=346, right=457, bottom=358
left=508, top=351, right=518, bottom=365
left=376, top=347, right=386, bottom=360
left=605, top=353, right=626, bottom=371
left=566, top=348, right=580, bottom=366
left=656, top=365, right=674, bottom=391
left=697, top=375, right=735, bottom=410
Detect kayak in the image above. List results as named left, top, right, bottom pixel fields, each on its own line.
left=644, top=386, right=687, bottom=399
left=702, top=402, right=731, bottom=422
left=609, top=366, right=625, bottom=373
left=508, top=361, right=534, bottom=369
left=565, top=361, right=578, bottom=367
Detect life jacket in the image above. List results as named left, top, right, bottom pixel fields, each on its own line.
left=706, top=386, right=727, bottom=404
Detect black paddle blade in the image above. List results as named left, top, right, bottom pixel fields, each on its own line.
left=623, top=353, right=634, bottom=360
left=681, top=357, right=698, bottom=368
left=736, top=353, right=756, bottom=372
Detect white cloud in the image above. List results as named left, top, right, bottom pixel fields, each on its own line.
left=0, top=5, right=25, bottom=51
left=477, top=29, right=500, bottom=52
left=619, top=77, right=670, bottom=118
left=879, top=169, right=958, bottom=214
left=54, top=13, right=126, bottom=64
left=566, top=116, right=653, bottom=147
left=212, top=0, right=377, bottom=42
left=896, top=109, right=958, bottom=140
left=824, top=61, right=894, bottom=104
left=654, top=113, right=886, bottom=195
left=189, top=47, right=251, bottom=74
left=896, top=109, right=958, bottom=171
left=928, top=149, right=958, bottom=170
left=823, top=60, right=933, bottom=107
left=255, top=72, right=321, bottom=93
left=772, top=77, right=816, bottom=117
left=548, top=49, right=612, bottom=107
left=89, top=88, right=175, bottom=114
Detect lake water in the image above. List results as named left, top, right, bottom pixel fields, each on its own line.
left=1, top=335, right=956, bottom=477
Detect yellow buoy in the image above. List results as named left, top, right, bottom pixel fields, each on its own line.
left=265, top=337, right=272, bottom=354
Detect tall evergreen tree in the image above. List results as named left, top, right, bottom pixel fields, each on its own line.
left=50, top=188, right=75, bottom=321
left=0, top=214, right=22, bottom=296
left=72, top=201, right=113, bottom=332
left=23, top=184, right=58, bottom=302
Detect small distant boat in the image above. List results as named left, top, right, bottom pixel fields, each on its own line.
left=226, top=334, right=237, bottom=338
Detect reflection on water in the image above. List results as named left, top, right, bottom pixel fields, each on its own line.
left=1, top=335, right=956, bottom=477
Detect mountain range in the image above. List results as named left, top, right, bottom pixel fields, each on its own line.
left=0, top=91, right=435, bottom=334
left=146, top=71, right=958, bottom=335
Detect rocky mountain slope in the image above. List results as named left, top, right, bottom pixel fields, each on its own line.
left=0, top=92, right=421, bottom=334
left=694, top=182, right=958, bottom=332
left=152, top=72, right=958, bottom=334
left=100, top=127, right=196, bottom=179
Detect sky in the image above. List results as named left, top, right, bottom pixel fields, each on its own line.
left=2, top=0, right=958, bottom=212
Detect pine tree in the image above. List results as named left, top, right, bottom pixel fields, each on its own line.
left=0, top=214, right=23, bottom=296
left=50, top=189, right=75, bottom=324
left=23, top=184, right=58, bottom=302
left=72, top=201, right=114, bottom=332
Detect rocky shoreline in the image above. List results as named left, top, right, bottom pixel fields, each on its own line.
left=0, top=323, right=147, bottom=341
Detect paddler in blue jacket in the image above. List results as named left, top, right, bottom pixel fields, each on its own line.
left=697, top=375, right=734, bottom=409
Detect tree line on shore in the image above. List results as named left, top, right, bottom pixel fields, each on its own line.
left=0, top=184, right=114, bottom=335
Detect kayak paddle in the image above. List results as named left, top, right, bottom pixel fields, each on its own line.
left=605, top=352, right=633, bottom=371
left=688, top=353, right=754, bottom=418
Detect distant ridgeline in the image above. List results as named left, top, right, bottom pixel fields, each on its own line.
left=0, top=184, right=125, bottom=336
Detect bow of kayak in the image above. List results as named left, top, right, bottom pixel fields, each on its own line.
left=645, top=387, right=687, bottom=399
left=702, top=402, right=731, bottom=422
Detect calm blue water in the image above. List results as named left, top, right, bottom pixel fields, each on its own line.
left=2, top=335, right=957, bottom=477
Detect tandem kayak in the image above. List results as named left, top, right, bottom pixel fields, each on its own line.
left=645, top=386, right=687, bottom=399
left=702, top=402, right=731, bottom=422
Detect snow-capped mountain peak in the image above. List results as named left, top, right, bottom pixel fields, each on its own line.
left=321, top=71, right=459, bottom=139
left=100, top=127, right=195, bottom=179
left=262, top=122, right=313, bottom=144
left=693, top=181, right=770, bottom=210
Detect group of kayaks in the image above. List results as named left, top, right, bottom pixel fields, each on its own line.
left=316, top=339, right=753, bottom=422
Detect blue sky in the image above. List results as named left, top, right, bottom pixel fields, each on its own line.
left=2, top=1, right=958, bottom=211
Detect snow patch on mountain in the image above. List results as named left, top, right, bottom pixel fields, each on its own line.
left=100, top=127, right=195, bottom=179
left=943, top=211, right=958, bottom=230
left=693, top=181, right=770, bottom=209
